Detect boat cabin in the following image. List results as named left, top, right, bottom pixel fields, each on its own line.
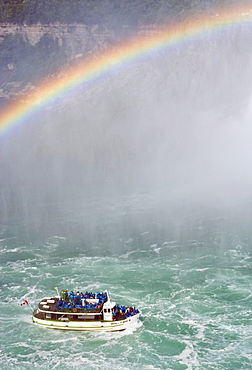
left=102, top=297, right=116, bottom=321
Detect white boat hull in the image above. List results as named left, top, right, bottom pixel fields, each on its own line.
left=32, top=312, right=141, bottom=331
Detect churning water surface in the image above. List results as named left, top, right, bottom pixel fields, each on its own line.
left=0, top=192, right=252, bottom=370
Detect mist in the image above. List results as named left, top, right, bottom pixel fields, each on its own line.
left=1, top=23, right=252, bottom=241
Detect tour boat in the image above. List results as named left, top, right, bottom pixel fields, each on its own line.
left=32, top=289, right=141, bottom=331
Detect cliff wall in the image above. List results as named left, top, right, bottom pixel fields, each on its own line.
left=0, top=23, right=119, bottom=58
left=0, top=22, right=160, bottom=99
left=0, top=23, right=158, bottom=55
left=0, top=23, right=125, bottom=99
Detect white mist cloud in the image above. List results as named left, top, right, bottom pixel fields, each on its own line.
left=2, top=24, right=252, bottom=211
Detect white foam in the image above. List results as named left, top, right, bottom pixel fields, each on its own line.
left=181, top=319, right=205, bottom=340
left=176, top=340, right=200, bottom=369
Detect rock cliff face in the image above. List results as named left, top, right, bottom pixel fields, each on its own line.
left=0, top=22, right=157, bottom=99
left=0, top=22, right=158, bottom=57
left=0, top=23, right=118, bottom=58
left=0, top=22, right=124, bottom=99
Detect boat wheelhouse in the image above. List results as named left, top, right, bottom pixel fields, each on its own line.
left=32, top=289, right=141, bottom=331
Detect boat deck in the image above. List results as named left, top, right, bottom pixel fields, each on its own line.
left=38, top=298, right=103, bottom=315
left=35, top=297, right=133, bottom=322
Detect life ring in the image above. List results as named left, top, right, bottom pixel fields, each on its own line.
left=73, top=308, right=77, bottom=313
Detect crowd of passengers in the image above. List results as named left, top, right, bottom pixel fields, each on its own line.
left=56, top=290, right=107, bottom=311
left=114, top=305, right=140, bottom=318
left=55, top=290, right=140, bottom=318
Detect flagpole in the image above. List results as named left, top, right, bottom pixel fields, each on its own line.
left=20, top=300, right=34, bottom=312
left=27, top=301, right=34, bottom=312
left=54, top=287, right=60, bottom=298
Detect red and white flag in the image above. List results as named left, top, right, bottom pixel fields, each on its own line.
left=20, top=300, right=29, bottom=306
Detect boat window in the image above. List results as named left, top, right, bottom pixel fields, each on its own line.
left=104, top=309, right=107, bottom=313
left=45, top=313, right=51, bottom=319
left=108, top=309, right=110, bottom=313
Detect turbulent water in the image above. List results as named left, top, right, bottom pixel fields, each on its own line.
left=1, top=193, right=252, bottom=370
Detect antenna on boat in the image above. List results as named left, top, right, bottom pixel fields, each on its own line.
left=105, top=290, right=110, bottom=302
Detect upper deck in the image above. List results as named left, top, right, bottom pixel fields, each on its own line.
left=34, top=290, right=140, bottom=322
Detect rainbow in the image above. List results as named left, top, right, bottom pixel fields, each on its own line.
left=1, top=6, right=252, bottom=137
